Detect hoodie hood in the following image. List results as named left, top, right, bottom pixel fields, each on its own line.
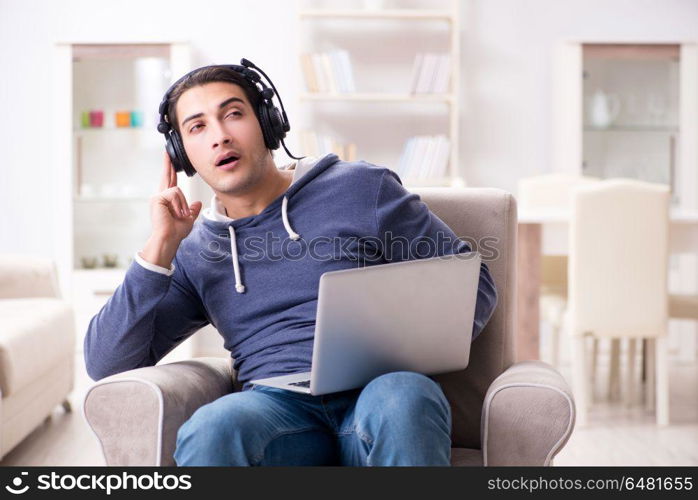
left=201, top=155, right=323, bottom=223
left=200, top=153, right=341, bottom=293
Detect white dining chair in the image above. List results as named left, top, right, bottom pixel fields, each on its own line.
left=568, top=179, right=670, bottom=427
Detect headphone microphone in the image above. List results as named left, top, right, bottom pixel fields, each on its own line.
left=157, top=58, right=304, bottom=177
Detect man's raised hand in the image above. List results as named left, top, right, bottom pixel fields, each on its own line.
left=138, top=152, right=203, bottom=269
left=149, top=151, right=203, bottom=243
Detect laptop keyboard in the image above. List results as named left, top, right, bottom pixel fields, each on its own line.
left=289, top=380, right=311, bottom=388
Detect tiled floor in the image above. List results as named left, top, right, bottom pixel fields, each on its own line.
left=1, top=352, right=696, bottom=466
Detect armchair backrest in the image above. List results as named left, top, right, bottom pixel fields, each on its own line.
left=413, top=188, right=517, bottom=449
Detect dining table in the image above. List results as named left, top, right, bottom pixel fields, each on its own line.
left=515, top=207, right=698, bottom=361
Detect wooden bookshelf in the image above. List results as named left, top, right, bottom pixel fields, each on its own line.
left=297, top=0, right=462, bottom=187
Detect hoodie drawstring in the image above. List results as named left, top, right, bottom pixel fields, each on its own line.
left=282, top=196, right=301, bottom=241
left=228, top=195, right=301, bottom=294
left=228, top=226, right=246, bottom=294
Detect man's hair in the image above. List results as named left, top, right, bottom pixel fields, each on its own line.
left=166, top=66, right=273, bottom=156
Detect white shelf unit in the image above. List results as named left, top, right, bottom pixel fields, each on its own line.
left=296, top=0, right=462, bottom=187
left=51, top=41, right=193, bottom=297
left=51, top=41, right=220, bottom=364
left=552, top=41, right=698, bottom=209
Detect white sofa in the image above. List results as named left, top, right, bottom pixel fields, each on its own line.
left=0, top=254, right=75, bottom=459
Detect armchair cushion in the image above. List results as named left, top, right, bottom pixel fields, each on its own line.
left=481, top=360, right=575, bottom=466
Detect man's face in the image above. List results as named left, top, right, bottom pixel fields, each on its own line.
left=176, top=81, right=270, bottom=195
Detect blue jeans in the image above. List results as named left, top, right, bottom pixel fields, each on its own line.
left=173, top=371, right=452, bottom=466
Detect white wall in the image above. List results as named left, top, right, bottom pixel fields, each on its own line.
left=1, top=0, right=697, bottom=259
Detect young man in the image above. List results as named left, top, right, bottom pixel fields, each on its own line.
left=83, top=64, right=498, bottom=466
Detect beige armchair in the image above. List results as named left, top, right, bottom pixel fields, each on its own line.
left=83, top=188, right=575, bottom=466
left=0, top=254, right=75, bottom=459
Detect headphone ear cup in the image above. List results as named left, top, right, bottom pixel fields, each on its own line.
left=165, top=136, right=182, bottom=173
left=258, top=102, right=280, bottom=151
left=169, top=131, right=197, bottom=177
left=267, top=105, right=286, bottom=143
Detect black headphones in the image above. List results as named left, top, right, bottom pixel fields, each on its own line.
left=157, top=58, right=303, bottom=177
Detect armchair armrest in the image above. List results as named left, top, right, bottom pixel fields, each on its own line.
left=82, top=357, right=234, bottom=466
left=481, top=360, right=575, bottom=466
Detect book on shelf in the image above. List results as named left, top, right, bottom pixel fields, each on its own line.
left=319, top=53, right=338, bottom=93
left=299, top=130, right=357, bottom=161
left=410, top=52, right=451, bottom=94
left=334, top=50, right=356, bottom=93
left=409, top=53, right=424, bottom=95
left=396, top=135, right=450, bottom=180
left=310, top=53, right=328, bottom=93
left=301, top=50, right=356, bottom=94
left=431, top=54, right=451, bottom=94
left=300, top=53, right=318, bottom=93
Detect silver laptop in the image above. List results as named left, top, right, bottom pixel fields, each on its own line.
left=250, top=252, right=482, bottom=395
